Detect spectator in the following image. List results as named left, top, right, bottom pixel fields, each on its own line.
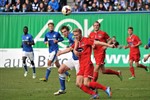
left=0, top=0, right=7, bottom=12
left=22, top=3, right=28, bottom=12
left=80, top=3, right=89, bottom=11
left=128, top=0, right=136, bottom=10
left=91, top=3, right=98, bottom=11
left=126, top=5, right=132, bottom=11
left=119, top=0, right=127, bottom=9
left=12, top=5, right=19, bottom=12
left=76, top=0, right=84, bottom=7
left=3, top=4, right=12, bottom=12
left=144, top=4, right=150, bottom=11
left=47, top=5, right=54, bottom=12
left=83, top=0, right=93, bottom=7
left=109, top=4, right=114, bottom=11
left=93, top=0, right=100, bottom=7
left=48, top=0, right=59, bottom=12
left=32, top=0, right=39, bottom=12
left=15, top=0, right=21, bottom=12
left=103, top=0, right=110, bottom=11
left=135, top=3, right=143, bottom=11
left=98, top=3, right=105, bottom=11
left=25, top=0, right=32, bottom=12
left=72, top=4, right=80, bottom=12
left=118, top=4, right=125, bottom=11
left=38, top=2, right=46, bottom=12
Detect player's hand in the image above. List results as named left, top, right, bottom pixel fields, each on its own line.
left=123, top=46, right=128, bottom=49
left=74, top=50, right=80, bottom=57
left=53, top=39, right=58, bottom=43
left=92, top=44, right=96, bottom=49
left=57, top=51, right=62, bottom=56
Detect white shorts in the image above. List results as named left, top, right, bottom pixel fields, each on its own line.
left=22, top=51, right=34, bottom=61
left=49, top=51, right=58, bottom=63
left=64, top=58, right=79, bottom=74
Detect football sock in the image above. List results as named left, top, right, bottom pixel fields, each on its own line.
left=45, top=67, right=51, bottom=80
left=138, top=64, right=147, bottom=69
left=80, top=84, right=96, bottom=95
left=104, top=69, right=119, bottom=75
left=89, top=82, right=107, bottom=91
left=59, top=74, right=66, bottom=90
left=23, top=63, right=28, bottom=71
left=92, top=72, right=98, bottom=82
left=32, top=66, right=36, bottom=73
left=64, top=71, right=69, bottom=76
left=130, top=66, right=135, bottom=77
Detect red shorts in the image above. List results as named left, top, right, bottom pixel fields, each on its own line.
left=129, top=53, right=140, bottom=62
left=94, top=54, right=105, bottom=65
left=77, top=63, right=94, bottom=78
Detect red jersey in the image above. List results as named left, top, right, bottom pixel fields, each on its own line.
left=89, top=30, right=110, bottom=54
left=127, top=34, right=141, bottom=55
left=72, top=37, right=94, bottom=77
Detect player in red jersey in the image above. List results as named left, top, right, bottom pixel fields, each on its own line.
left=89, top=21, right=122, bottom=82
left=124, top=27, right=149, bottom=79
left=72, top=28, right=114, bottom=99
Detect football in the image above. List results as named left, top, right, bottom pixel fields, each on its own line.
left=62, top=5, right=72, bottom=15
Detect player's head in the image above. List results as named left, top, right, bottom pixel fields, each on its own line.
left=48, top=22, right=54, bottom=32
left=60, top=26, right=70, bottom=37
left=23, top=26, right=28, bottom=34
left=93, top=21, right=101, bottom=32
left=112, top=36, right=116, bottom=42
left=128, top=27, right=133, bottom=35
left=73, top=28, right=82, bottom=41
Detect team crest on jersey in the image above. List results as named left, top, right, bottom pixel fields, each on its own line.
left=26, top=37, right=29, bottom=39
left=53, top=35, right=56, bottom=38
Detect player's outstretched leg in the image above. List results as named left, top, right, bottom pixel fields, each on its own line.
left=39, top=67, right=51, bottom=81
left=88, top=82, right=112, bottom=98
left=54, top=73, right=66, bottom=95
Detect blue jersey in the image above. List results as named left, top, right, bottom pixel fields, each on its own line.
left=44, top=31, right=64, bottom=53
left=22, top=33, right=34, bottom=52
left=148, top=38, right=150, bottom=47
left=67, top=33, right=78, bottom=60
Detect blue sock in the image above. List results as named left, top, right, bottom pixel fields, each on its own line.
left=32, top=67, right=36, bottom=73
left=64, top=71, right=69, bottom=76
left=45, top=68, right=51, bottom=80
left=23, top=64, right=28, bottom=71
left=59, top=74, right=66, bottom=90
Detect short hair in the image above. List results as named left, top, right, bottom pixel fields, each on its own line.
left=60, top=26, right=70, bottom=31
left=48, top=22, right=54, bottom=26
left=73, top=28, right=82, bottom=34
left=24, top=26, right=28, bottom=30
left=94, top=21, right=101, bottom=27
left=128, top=27, right=133, bottom=31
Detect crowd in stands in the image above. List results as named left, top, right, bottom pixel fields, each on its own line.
left=0, top=0, right=149, bottom=12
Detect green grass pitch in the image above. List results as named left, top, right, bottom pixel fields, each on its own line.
left=0, top=67, right=150, bottom=100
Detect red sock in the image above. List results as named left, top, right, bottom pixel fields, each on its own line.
left=80, top=84, right=96, bottom=95
left=138, top=64, right=147, bottom=69
left=89, top=82, right=107, bottom=91
left=130, top=66, right=135, bottom=77
left=104, top=69, right=119, bottom=75
left=92, top=72, right=99, bottom=82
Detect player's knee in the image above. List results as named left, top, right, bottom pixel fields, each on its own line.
left=76, top=81, right=81, bottom=88
left=58, top=68, right=63, bottom=74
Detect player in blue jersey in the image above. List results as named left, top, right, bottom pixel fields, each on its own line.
left=21, top=26, right=36, bottom=79
left=144, top=38, right=150, bottom=62
left=54, top=26, right=79, bottom=95
left=39, top=23, right=70, bottom=81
